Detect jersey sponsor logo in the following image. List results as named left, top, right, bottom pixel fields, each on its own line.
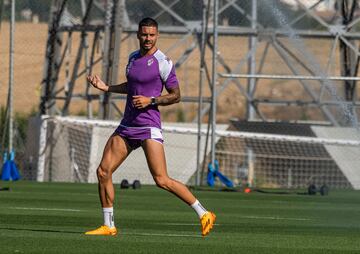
left=147, top=58, right=154, bottom=66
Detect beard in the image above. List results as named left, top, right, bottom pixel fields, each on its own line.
left=141, top=38, right=157, bottom=50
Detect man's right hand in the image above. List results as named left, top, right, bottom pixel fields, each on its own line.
left=87, top=74, right=108, bottom=92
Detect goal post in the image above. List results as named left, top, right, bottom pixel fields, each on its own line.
left=26, top=116, right=228, bottom=185
left=24, top=116, right=360, bottom=189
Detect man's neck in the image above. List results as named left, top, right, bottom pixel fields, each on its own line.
left=140, top=47, right=157, bottom=56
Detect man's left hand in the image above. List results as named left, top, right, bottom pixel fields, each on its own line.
left=132, top=95, right=151, bottom=109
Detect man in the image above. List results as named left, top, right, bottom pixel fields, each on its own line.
left=85, top=17, right=216, bottom=237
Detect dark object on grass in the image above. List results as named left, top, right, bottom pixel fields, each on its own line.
left=132, top=180, right=141, bottom=189
left=120, top=179, right=129, bottom=189
left=308, top=184, right=317, bottom=195
left=319, top=184, right=329, bottom=196
left=120, top=179, right=141, bottom=189
left=308, top=184, right=329, bottom=196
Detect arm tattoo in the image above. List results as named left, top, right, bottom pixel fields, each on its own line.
left=155, top=87, right=181, bottom=106
left=108, top=82, right=128, bottom=94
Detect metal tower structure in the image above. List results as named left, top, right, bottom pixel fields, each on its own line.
left=40, top=0, right=125, bottom=119
left=218, top=0, right=360, bottom=127
left=40, top=0, right=360, bottom=122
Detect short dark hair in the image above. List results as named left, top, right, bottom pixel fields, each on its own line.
left=138, top=17, right=158, bottom=30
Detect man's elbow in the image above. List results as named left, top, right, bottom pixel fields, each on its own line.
left=174, top=94, right=181, bottom=104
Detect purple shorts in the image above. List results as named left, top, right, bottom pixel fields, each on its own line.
left=114, top=124, right=163, bottom=150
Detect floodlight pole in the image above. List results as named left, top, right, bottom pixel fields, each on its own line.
left=196, top=0, right=209, bottom=186
left=210, top=0, right=218, bottom=169
left=247, top=0, right=257, bottom=121
left=8, top=0, right=15, bottom=153
left=100, top=0, right=123, bottom=119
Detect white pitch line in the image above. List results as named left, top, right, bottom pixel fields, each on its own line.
left=125, top=232, right=203, bottom=238
left=159, top=223, right=220, bottom=226
left=241, top=215, right=311, bottom=221
left=9, top=207, right=82, bottom=212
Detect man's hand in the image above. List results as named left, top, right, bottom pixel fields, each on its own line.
left=132, top=95, right=151, bottom=109
left=87, top=74, right=108, bottom=92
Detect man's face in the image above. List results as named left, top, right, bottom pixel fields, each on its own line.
left=137, top=26, right=158, bottom=51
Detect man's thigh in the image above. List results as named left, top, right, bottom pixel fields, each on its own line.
left=142, top=139, right=167, bottom=177
left=100, top=134, right=131, bottom=173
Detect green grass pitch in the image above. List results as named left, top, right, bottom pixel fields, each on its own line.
left=0, top=181, right=359, bottom=253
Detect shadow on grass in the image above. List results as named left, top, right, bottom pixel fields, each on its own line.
left=0, top=226, right=81, bottom=234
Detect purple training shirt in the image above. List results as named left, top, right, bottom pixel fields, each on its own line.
left=120, top=49, right=179, bottom=129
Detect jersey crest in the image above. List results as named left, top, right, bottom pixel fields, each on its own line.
left=147, top=58, right=154, bottom=66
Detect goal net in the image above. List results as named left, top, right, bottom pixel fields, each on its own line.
left=24, top=116, right=360, bottom=189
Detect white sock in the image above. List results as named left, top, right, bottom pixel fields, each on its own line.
left=103, top=207, right=115, bottom=228
left=190, top=200, right=208, bottom=219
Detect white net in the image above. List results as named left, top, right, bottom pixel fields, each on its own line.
left=24, top=116, right=360, bottom=189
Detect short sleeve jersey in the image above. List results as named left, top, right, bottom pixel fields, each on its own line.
left=120, top=49, right=179, bottom=129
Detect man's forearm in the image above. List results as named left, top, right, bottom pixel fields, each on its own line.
left=108, top=82, right=128, bottom=94
left=155, top=88, right=181, bottom=106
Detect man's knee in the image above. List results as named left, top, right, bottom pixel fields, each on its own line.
left=97, top=166, right=112, bottom=182
left=153, top=175, right=171, bottom=189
